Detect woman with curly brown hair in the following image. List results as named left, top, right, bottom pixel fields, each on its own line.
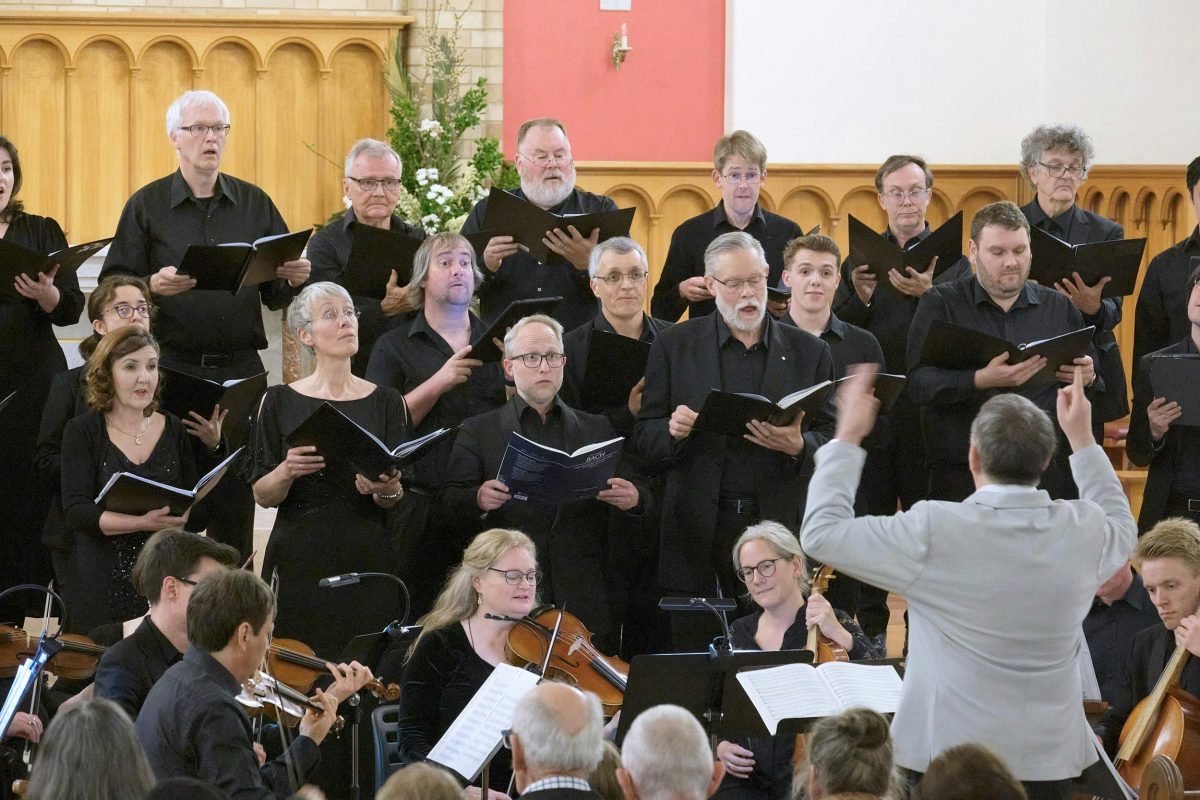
left=59, top=326, right=207, bottom=631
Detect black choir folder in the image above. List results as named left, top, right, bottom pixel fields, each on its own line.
left=481, top=187, right=636, bottom=266
left=496, top=432, right=624, bottom=507
left=847, top=211, right=963, bottom=289
left=95, top=447, right=243, bottom=517
left=287, top=401, right=455, bottom=478
left=468, top=296, right=563, bottom=362
left=694, top=382, right=834, bottom=438
left=1029, top=227, right=1147, bottom=298
left=580, top=330, right=652, bottom=411
left=344, top=224, right=422, bottom=300
left=178, top=229, right=313, bottom=293
left=736, top=661, right=903, bottom=735
left=919, top=320, right=1095, bottom=387
left=1150, top=354, right=1200, bottom=427
left=0, top=237, right=112, bottom=301
left=159, top=368, right=268, bottom=450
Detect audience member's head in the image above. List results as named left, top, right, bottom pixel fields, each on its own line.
left=910, top=743, right=1027, bottom=800
left=24, top=697, right=156, bottom=800
left=509, top=681, right=605, bottom=792
left=969, top=393, right=1056, bottom=487
left=589, top=740, right=625, bottom=800
left=145, top=777, right=229, bottom=800
left=798, top=707, right=893, bottom=800
left=375, top=762, right=464, bottom=800
left=618, top=705, right=722, bottom=800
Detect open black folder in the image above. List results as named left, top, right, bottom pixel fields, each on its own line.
left=1150, top=354, right=1200, bottom=427
left=178, top=229, right=312, bottom=293
left=481, top=188, right=635, bottom=266
left=286, top=400, right=456, bottom=478
left=579, top=330, right=652, bottom=411
left=0, top=237, right=112, bottom=302
left=95, top=447, right=242, bottom=517
left=1029, top=227, right=1147, bottom=298
left=919, top=320, right=1095, bottom=386
left=468, top=296, right=563, bottom=362
left=159, top=368, right=268, bottom=449
left=847, top=212, right=963, bottom=289
left=344, top=224, right=422, bottom=300
left=838, top=373, right=907, bottom=413
left=694, top=381, right=834, bottom=438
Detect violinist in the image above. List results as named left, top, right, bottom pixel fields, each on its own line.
left=397, top=528, right=539, bottom=800
left=93, top=527, right=237, bottom=718
left=136, top=568, right=364, bottom=799
left=1097, top=518, right=1200, bottom=755
left=713, top=522, right=882, bottom=800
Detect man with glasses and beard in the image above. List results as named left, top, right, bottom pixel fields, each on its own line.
left=461, top=118, right=617, bottom=331
left=635, top=231, right=836, bottom=651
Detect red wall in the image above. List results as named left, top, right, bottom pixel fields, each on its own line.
left=502, top=1, right=725, bottom=163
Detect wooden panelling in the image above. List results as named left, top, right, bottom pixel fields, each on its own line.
left=575, top=162, right=1194, bottom=404
left=0, top=12, right=410, bottom=241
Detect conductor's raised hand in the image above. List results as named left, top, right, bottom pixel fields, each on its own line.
left=833, top=364, right=880, bottom=447
left=1056, top=366, right=1094, bottom=452
left=149, top=265, right=197, bottom=297
left=477, top=479, right=511, bottom=511
left=279, top=445, right=325, bottom=481
left=973, top=351, right=1046, bottom=390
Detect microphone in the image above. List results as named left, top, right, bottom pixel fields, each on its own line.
left=658, top=597, right=738, bottom=612
left=319, top=571, right=412, bottom=626
left=319, top=573, right=362, bottom=588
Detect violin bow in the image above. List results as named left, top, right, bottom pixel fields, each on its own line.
left=538, top=604, right=566, bottom=679
left=264, top=567, right=304, bottom=794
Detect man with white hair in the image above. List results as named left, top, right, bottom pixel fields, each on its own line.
left=634, top=231, right=836, bottom=650
left=102, top=90, right=311, bottom=558
left=461, top=117, right=617, bottom=331
left=617, top=705, right=723, bottom=800
left=506, top=682, right=606, bottom=800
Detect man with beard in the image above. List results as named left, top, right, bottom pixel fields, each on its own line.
left=635, top=231, right=837, bottom=650
left=461, top=118, right=616, bottom=331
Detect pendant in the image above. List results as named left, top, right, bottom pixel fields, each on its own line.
left=135, top=432, right=144, bottom=446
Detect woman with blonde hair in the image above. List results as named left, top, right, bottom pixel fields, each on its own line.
left=798, top=707, right=894, bottom=800
left=397, top=528, right=539, bottom=800
left=376, top=762, right=465, bottom=800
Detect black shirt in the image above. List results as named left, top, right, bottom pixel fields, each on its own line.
left=461, top=186, right=617, bottom=331
left=364, top=310, right=506, bottom=490
left=101, top=170, right=295, bottom=356
left=1083, top=571, right=1160, bottom=705
left=1134, top=225, right=1200, bottom=366
left=93, top=615, right=181, bottom=719
left=717, top=316, right=770, bottom=496
left=513, top=393, right=568, bottom=453
left=136, top=646, right=321, bottom=799
left=307, top=210, right=427, bottom=376
left=651, top=201, right=803, bottom=322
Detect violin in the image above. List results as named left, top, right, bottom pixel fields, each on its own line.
left=806, top=566, right=849, bottom=665
left=238, top=671, right=345, bottom=734
left=267, top=637, right=399, bottom=701
left=0, top=625, right=107, bottom=680
left=501, top=606, right=629, bottom=716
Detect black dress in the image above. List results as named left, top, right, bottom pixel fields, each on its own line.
left=60, top=410, right=199, bottom=633
left=713, top=606, right=884, bottom=800
left=0, top=212, right=83, bottom=621
left=247, top=384, right=409, bottom=658
left=396, top=623, right=512, bottom=792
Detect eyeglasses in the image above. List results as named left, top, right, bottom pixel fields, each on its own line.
left=520, top=151, right=572, bottom=167
left=174, top=576, right=198, bottom=587
left=346, top=176, right=402, bottom=193
left=595, top=269, right=647, bottom=286
left=721, top=171, right=763, bottom=185
left=881, top=188, right=930, bottom=203
left=509, top=352, right=566, bottom=369
left=103, top=303, right=155, bottom=319
left=1037, top=161, right=1086, bottom=179
left=488, top=567, right=542, bottom=586
left=318, top=308, right=362, bottom=323
left=179, top=124, right=231, bottom=138
left=735, top=557, right=786, bottom=583
left=500, top=728, right=514, bottom=749
left=711, top=275, right=767, bottom=293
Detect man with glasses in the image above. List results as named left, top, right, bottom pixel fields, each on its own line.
left=102, top=90, right=310, bottom=560
left=1018, top=124, right=1128, bottom=429
left=442, top=315, right=647, bottom=648
left=309, top=138, right=426, bottom=376
left=461, top=117, right=616, bottom=331
left=652, top=130, right=802, bottom=322
left=636, top=231, right=836, bottom=651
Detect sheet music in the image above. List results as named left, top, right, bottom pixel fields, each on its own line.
left=1078, top=635, right=1103, bottom=702
left=427, top=663, right=540, bottom=782
left=735, top=664, right=842, bottom=735
left=817, top=662, right=903, bottom=714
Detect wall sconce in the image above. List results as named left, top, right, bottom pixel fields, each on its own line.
left=611, top=23, right=632, bottom=69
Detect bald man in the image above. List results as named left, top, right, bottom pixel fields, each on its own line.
left=507, top=682, right=606, bottom=800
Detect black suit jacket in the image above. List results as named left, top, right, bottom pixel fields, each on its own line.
left=94, top=616, right=181, bottom=719
left=634, top=314, right=836, bottom=592
left=441, top=397, right=645, bottom=635
left=1127, top=338, right=1193, bottom=531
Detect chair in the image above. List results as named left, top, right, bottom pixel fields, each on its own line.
left=372, top=702, right=404, bottom=789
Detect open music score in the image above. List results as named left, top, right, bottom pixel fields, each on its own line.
left=735, top=661, right=903, bottom=735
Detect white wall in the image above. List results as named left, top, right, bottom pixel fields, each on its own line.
left=727, top=0, right=1197, bottom=165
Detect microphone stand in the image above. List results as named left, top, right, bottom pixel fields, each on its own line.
left=657, top=596, right=737, bottom=751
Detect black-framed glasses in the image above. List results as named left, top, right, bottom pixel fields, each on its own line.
left=346, top=176, right=402, bottom=193
left=710, top=275, right=766, bottom=293
left=488, top=567, right=542, bottom=586
left=881, top=187, right=930, bottom=203
left=509, top=352, right=566, bottom=369
left=1036, top=161, right=1086, bottom=179
left=174, top=576, right=198, bottom=586
left=103, top=302, right=155, bottom=320
left=500, top=728, right=513, bottom=749
left=735, top=557, right=785, bottom=583
left=179, top=124, right=231, bottom=138
left=595, top=269, right=647, bottom=286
